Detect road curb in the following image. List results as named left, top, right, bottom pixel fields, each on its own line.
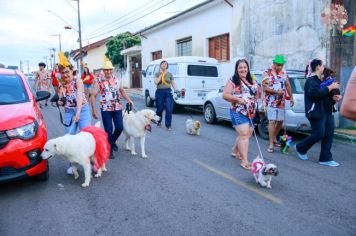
left=333, top=132, right=356, bottom=144
left=127, top=92, right=144, bottom=99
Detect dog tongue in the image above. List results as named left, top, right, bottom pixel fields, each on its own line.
left=144, top=124, right=152, bottom=132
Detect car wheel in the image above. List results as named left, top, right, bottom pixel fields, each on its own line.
left=145, top=92, right=154, bottom=107
left=257, top=117, right=269, bottom=140
left=34, top=162, right=49, bottom=181
left=204, top=103, right=217, bottom=124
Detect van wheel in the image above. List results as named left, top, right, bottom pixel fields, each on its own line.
left=145, top=93, right=154, bottom=107
left=172, top=101, right=183, bottom=114
left=257, top=117, right=269, bottom=140
left=34, top=162, right=49, bottom=181
left=204, top=103, right=217, bottom=124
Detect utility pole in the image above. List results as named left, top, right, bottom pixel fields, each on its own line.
left=50, top=34, right=62, bottom=52
left=73, top=0, right=83, bottom=76
left=26, top=60, right=30, bottom=73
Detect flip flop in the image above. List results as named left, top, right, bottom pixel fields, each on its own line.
left=273, top=142, right=282, bottom=147
left=267, top=147, right=274, bottom=153
left=231, top=152, right=242, bottom=160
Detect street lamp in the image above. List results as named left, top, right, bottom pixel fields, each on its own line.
left=50, top=34, right=62, bottom=52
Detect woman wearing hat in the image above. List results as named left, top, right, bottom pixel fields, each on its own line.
left=91, top=57, right=133, bottom=159
left=262, top=55, right=294, bottom=153
left=57, top=53, right=92, bottom=174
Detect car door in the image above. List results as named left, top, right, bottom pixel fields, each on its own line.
left=215, top=86, right=230, bottom=120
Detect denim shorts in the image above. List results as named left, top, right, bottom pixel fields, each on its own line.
left=84, top=84, right=92, bottom=89
left=229, top=109, right=252, bottom=127
left=64, top=104, right=91, bottom=134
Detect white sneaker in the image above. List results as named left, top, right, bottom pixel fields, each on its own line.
left=66, top=166, right=73, bottom=175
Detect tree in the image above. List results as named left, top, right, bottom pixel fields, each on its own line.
left=106, top=32, right=141, bottom=68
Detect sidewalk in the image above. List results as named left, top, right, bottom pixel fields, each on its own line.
left=334, top=129, right=356, bottom=144
left=125, top=88, right=144, bottom=98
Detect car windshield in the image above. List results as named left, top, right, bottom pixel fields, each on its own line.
left=0, top=74, right=29, bottom=105
left=289, top=76, right=306, bottom=94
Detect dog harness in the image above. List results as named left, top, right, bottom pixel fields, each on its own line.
left=251, top=161, right=264, bottom=174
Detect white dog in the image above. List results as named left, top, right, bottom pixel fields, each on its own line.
left=251, top=156, right=278, bottom=189
left=186, top=118, right=201, bottom=135
left=123, top=109, right=160, bottom=158
left=41, top=122, right=110, bottom=187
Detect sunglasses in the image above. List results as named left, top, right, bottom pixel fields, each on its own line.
left=61, top=70, right=71, bottom=75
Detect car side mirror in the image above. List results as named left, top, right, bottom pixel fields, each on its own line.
left=36, top=91, right=51, bottom=102
left=142, top=70, right=146, bottom=77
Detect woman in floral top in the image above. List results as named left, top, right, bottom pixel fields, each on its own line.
left=223, top=59, right=258, bottom=170
left=34, top=62, right=51, bottom=107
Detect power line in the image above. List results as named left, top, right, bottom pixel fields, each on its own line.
left=87, top=0, right=160, bottom=36
left=85, top=0, right=177, bottom=41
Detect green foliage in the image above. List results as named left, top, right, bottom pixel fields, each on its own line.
left=106, top=32, right=141, bottom=68
left=64, top=51, right=70, bottom=58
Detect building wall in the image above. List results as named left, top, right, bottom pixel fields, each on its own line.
left=141, top=0, right=233, bottom=80
left=140, top=0, right=331, bottom=83
left=235, top=0, right=330, bottom=70
left=86, top=45, right=108, bottom=72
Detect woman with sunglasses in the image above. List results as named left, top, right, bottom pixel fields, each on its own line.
left=58, top=62, right=92, bottom=174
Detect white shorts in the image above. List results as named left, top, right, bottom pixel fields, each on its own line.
left=267, top=107, right=284, bottom=121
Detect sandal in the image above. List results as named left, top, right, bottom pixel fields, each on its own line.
left=231, top=152, right=242, bottom=160
left=240, top=162, right=252, bottom=170
left=274, top=142, right=282, bottom=147
left=267, top=147, right=274, bottom=153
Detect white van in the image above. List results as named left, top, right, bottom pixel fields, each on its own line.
left=142, top=56, right=223, bottom=108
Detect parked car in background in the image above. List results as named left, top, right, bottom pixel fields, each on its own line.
left=0, top=68, right=50, bottom=183
left=203, top=70, right=312, bottom=139
left=142, top=56, right=223, bottom=110
left=25, top=73, right=35, bottom=80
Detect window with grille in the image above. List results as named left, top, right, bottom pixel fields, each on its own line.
left=208, top=33, right=230, bottom=62
left=152, top=50, right=162, bottom=61
left=177, top=37, right=192, bottom=56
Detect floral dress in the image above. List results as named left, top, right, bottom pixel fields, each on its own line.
left=97, top=75, right=122, bottom=111
left=229, top=79, right=258, bottom=118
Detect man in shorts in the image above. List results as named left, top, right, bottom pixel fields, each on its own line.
left=262, top=55, right=294, bottom=153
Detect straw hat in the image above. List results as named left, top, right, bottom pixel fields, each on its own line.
left=102, top=55, right=114, bottom=70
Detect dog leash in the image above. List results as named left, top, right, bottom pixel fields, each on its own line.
left=248, top=116, right=264, bottom=160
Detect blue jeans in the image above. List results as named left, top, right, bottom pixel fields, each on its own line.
left=101, top=110, right=123, bottom=151
left=64, top=104, right=91, bottom=134
left=155, top=88, right=173, bottom=128
left=296, top=113, right=335, bottom=162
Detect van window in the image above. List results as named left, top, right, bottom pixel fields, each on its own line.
left=187, top=65, right=218, bottom=77
left=146, top=65, right=154, bottom=77
left=167, top=64, right=178, bottom=75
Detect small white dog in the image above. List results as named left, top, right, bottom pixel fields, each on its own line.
left=41, top=122, right=110, bottom=187
left=251, top=156, right=278, bottom=189
left=186, top=118, right=201, bottom=135
left=123, top=109, right=160, bottom=158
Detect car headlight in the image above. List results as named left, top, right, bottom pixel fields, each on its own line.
left=6, top=121, right=38, bottom=140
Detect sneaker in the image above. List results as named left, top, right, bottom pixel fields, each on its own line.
left=112, top=143, right=118, bottom=152
left=66, top=166, right=73, bottom=175
left=109, top=152, right=115, bottom=159
left=319, top=161, right=340, bottom=167
left=166, top=127, right=172, bottom=131
left=294, top=144, right=308, bottom=160
left=157, top=122, right=161, bottom=127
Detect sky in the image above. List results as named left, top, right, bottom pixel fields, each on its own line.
left=0, top=0, right=205, bottom=72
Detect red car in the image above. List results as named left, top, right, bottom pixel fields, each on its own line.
left=0, top=68, right=50, bottom=183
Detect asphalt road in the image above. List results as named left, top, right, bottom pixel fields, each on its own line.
left=1, top=95, right=355, bottom=236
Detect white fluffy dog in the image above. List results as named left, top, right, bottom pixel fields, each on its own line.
left=41, top=122, right=110, bottom=187
left=186, top=118, right=201, bottom=135
left=123, top=109, right=160, bottom=158
left=251, top=156, right=278, bottom=189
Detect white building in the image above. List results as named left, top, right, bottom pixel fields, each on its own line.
left=136, top=0, right=330, bottom=83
